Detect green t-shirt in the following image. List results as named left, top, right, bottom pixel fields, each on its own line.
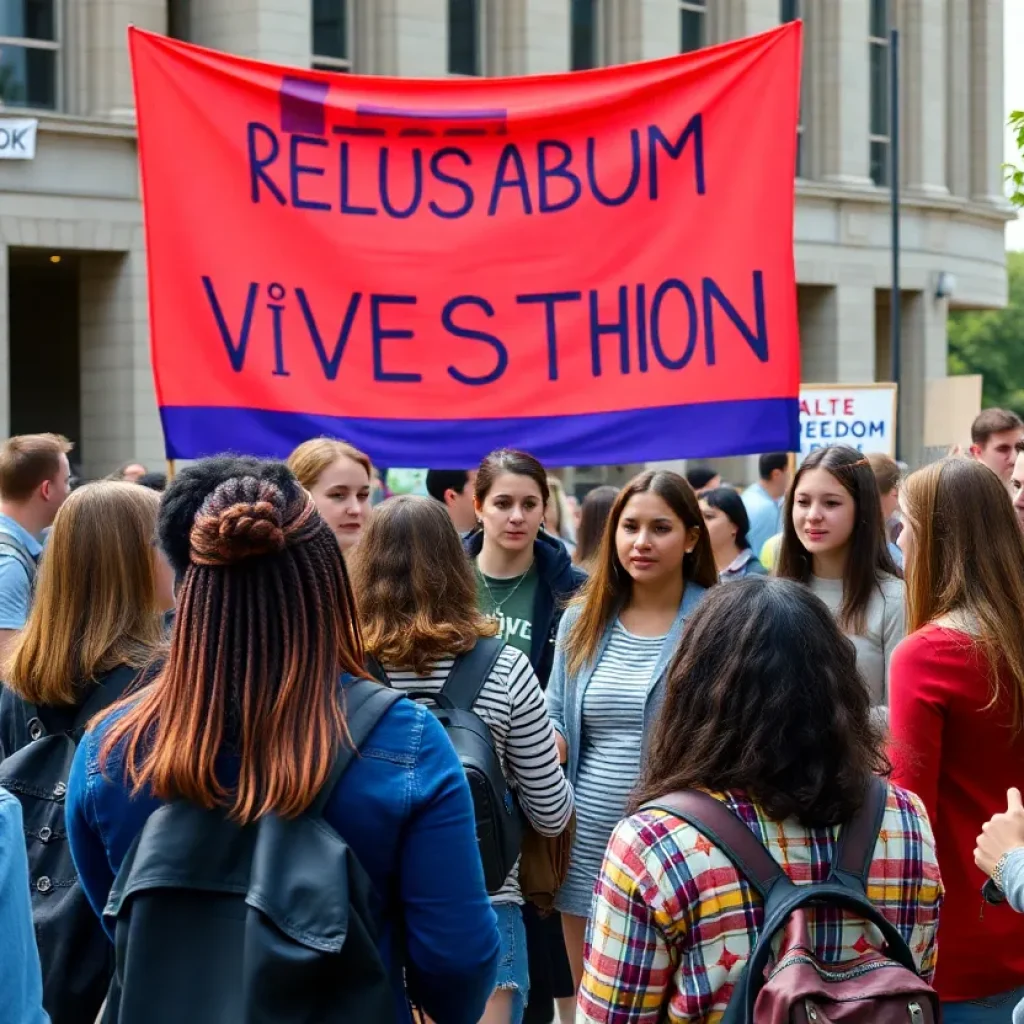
left=475, top=562, right=538, bottom=658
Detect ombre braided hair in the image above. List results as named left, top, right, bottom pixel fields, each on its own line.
left=98, top=458, right=367, bottom=823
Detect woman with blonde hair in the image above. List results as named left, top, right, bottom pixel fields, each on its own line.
left=0, top=481, right=175, bottom=1024
left=287, top=437, right=372, bottom=552
left=890, top=457, right=1024, bottom=1021
left=352, top=495, right=574, bottom=1024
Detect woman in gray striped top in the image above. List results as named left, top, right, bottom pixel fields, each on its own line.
left=351, top=495, right=574, bottom=1024
left=546, top=470, right=718, bottom=993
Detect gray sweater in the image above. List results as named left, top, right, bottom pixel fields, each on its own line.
left=808, top=574, right=906, bottom=706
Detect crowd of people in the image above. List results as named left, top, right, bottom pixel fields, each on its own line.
left=0, top=410, right=1023, bottom=1022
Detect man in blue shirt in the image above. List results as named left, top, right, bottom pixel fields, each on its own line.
left=0, top=787, right=48, bottom=1023
left=0, top=434, right=73, bottom=655
left=742, top=452, right=791, bottom=560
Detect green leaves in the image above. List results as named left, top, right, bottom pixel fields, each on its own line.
left=1007, top=110, right=1024, bottom=209
left=948, top=252, right=1024, bottom=414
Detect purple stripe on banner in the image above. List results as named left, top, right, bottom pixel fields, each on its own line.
left=280, top=76, right=330, bottom=136
left=356, top=104, right=508, bottom=121
left=159, top=399, right=799, bottom=468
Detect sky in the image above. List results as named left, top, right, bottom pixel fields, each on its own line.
left=1006, top=0, right=1023, bottom=250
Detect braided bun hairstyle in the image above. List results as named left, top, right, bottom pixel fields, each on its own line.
left=99, top=456, right=367, bottom=823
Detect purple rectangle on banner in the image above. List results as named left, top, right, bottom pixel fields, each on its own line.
left=280, top=76, right=329, bottom=136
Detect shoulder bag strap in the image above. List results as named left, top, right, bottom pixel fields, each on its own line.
left=440, top=635, right=505, bottom=712
left=830, top=775, right=889, bottom=892
left=640, top=790, right=790, bottom=900
left=309, top=679, right=404, bottom=818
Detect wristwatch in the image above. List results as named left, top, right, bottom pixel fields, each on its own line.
left=993, top=851, right=1014, bottom=891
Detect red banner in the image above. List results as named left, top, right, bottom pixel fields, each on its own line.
left=130, top=24, right=802, bottom=466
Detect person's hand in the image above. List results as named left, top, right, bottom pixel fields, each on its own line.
left=975, top=787, right=1024, bottom=879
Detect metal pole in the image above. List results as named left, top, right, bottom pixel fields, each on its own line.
left=889, top=27, right=901, bottom=460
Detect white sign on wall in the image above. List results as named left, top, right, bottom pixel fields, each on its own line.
left=798, top=383, right=898, bottom=463
left=0, top=118, right=37, bottom=160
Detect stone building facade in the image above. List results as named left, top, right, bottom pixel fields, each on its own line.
left=0, top=0, right=1011, bottom=479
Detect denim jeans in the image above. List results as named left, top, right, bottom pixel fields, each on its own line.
left=942, top=985, right=1024, bottom=1024
left=494, top=903, right=530, bottom=1024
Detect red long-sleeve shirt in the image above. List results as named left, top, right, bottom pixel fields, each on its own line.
left=890, top=624, right=1024, bottom=1001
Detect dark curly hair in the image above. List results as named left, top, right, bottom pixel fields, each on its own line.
left=99, top=456, right=367, bottom=823
left=630, top=576, right=889, bottom=827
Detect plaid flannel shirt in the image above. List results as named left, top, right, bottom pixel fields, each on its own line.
left=579, top=784, right=942, bottom=1023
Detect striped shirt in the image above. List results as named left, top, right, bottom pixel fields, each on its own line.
left=381, top=644, right=574, bottom=905
left=579, top=784, right=943, bottom=1023
left=556, top=622, right=666, bottom=915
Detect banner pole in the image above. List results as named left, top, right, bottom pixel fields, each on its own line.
left=166, top=459, right=176, bottom=482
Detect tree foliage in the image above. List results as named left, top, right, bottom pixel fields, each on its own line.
left=1009, top=111, right=1024, bottom=209
left=948, top=251, right=1024, bottom=414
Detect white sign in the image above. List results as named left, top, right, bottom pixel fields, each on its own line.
left=0, top=118, right=37, bottom=160
left=798, top=383, right=898, bottom=463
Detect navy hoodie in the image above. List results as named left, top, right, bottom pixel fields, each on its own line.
left=464, top=529, right=587, bottom=688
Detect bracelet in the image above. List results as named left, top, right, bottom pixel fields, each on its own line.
left=992, top=850, right=1019, bottom=891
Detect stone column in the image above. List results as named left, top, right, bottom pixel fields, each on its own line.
left=818, top=0, right=872, bottom=187
left=900, top=0, right=948, bottom=195
left=609, top=0, right=678, bottom=63
left=363, top=0, right=446, bottom=76
left=945, top=0, right=971, bottom=198
left=491, top=0, right=570, bottom=76
left=189, top=0, right=311, bottom=66
left=898, top=290, right=948, bottom=468
left=969, top=0, right=1005, bottom=204
left=713, top=0, right=778, bottom=41
left=84, top=0, right=166, bottom=120
left=799, top=284, right=877, bottom=383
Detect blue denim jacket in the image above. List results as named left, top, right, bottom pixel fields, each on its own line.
left=65, top=679, right=500, bottom=1024
left=0, top=788, right=48, bottom=1024
left=545, top=582, right=707, bottom=788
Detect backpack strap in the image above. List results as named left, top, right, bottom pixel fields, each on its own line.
left=308, top=679, right=404, bottom=818
left=640, top=790, right=789, bottom=901
left=0, top=532, right=37, bottom=584
left=364, top=656, right=391, bottom=687
left=440, top=636, right=505, bottom=712
left=71, top=664, right=142, bottom=733
left=830, top=774, right=889, bottom=892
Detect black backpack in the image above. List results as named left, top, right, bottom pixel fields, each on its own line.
left=369, top=637, right=523, bottom=894
left=0, top=664, right=138, bottom=1024
left=100, top=679, right=404, bottom=1024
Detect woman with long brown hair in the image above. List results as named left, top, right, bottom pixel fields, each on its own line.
left=572, top=485, right=617, bottom=572
left=579, top=578, right=941, bottom=1021
left=353, top=495, right=573, bottom=1024
left=63, top=457, right=500, bottom=1024
left=890, top=457, right=1024, bottom=1021
left=775, top=445, right=904, bottom=706
left=0, top=481, right=173, bottom=1024
left=546, top=469, right=717, bottom=989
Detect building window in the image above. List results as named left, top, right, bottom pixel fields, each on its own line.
left=679, top=1, right=706, bottom=53
left=780, top=0, right=805, bottom=177
left=868, top=0, right=890, bottom=186
left=313, top=0, right=352, bottom=72
left=571, top=0, right=599, bottom=71
left=0, top=0, right=59, bottom=111
left=449, top=0, right=484, bottom=76
left=169, top=0, right=191, bottom=42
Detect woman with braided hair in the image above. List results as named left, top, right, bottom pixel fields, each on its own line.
left=64, top=456, right=500, bottom=1024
